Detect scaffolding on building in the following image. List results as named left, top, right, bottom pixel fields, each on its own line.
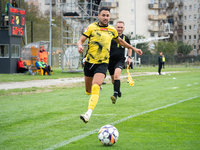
left=60, top=0, right=100, bottom=72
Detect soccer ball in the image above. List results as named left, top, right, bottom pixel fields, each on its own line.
left=98, top=125, right=119, bottom=146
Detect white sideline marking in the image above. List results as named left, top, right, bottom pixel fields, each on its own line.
left=44, top=96, right=199, bottom=150
left=172, top=87, right=178, bottom=89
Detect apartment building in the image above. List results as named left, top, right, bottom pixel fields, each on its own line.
left=183, top=0, right=200, bottom=55
left=147, top=0, right=200, bottom=55
left=148, top=0, right=167, bottom=38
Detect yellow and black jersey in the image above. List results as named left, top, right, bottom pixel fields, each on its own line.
left=83, top=22, right=118, bottom=64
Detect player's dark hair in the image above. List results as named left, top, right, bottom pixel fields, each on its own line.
left=99, top=7, right=110, bottom=14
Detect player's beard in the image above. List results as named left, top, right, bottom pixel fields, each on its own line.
left=99, top=19, right=108, bottom=26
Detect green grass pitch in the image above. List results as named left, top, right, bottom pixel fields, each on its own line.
left=0, top=68, right=200, bottom=150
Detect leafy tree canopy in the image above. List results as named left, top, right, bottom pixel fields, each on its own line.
left=153, top=40, right=177, bottom=55
left=177, top=41, right=193, bottom=56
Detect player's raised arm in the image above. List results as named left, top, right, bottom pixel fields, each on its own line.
left=113, top=37, right=143, bottom=56
left=77, top=35, right=88, bottom=53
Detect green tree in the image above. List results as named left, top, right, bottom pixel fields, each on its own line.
left=177, top=41, right=193, bottom=56
left=153, top=40, right=177, bottom=55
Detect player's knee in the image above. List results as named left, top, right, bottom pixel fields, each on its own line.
left=91, top=84, right=100, bottom=94
left=114, top=75, right=120, bottom=80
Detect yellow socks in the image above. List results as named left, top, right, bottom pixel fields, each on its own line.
left=88, top=84, right=100, bottom=110
left=85, top=91, right=91, bottom=95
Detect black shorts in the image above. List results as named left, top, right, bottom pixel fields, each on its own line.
left=84, top=62, right=108, bottom=77
left=108, top=59, right=124, bottom=75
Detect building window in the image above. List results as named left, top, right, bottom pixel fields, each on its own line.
left=189, top=5, right=192, bottom=10
left=150, top=32, right=155, bottom=37
left=189, top=35, right=191, bottom=40
left=131, top=9, right=134, bottom=14
left=189, top=25, right=191, bottom=30
left=179, top=36, right=182, bottom=41
left=0, top=45, right=9, bottom=58
left=11, top=45, right=20, bottom=58
left=184, top=35, right=186, bottom=40
left=184, top=6, right=187, bottom=11
left=109, top=20, right=114, bottom=25
left=194, top=14, right=197, bottom=20
left=189, top=15, right=191, bottom=20
left=194, top=45, right=196, bottom=50
left=175, top=7, right=178, bottom=11
left=150, top=0, right=155, bottom=3
left=194, top=4, right=197, bottom=10
left=150, top=10, right=155, bottom=15
left=184, top=16, right=187, bottom=21
left=194, top=25, right=196, bottom=30
left=184, top=26, right=187, bottom=30
left=194, top=35, right=196, bottom=40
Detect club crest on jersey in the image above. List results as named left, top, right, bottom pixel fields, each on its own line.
left=85, top=27, right=89, bottom=32
left=100, top=28, right=108, bottom=31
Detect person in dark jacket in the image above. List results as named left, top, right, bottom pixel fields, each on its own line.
left=158, top=51, right=163, bottom=75
left=12, top=0, right=18, bottom=8
left=108, top=21, right=132, bottom=104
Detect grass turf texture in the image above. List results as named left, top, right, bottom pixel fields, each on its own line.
left=0, top=68, right=199, bottom=149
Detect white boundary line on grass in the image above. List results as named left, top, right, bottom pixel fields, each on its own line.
left=44, top=96, right=199, bottom=150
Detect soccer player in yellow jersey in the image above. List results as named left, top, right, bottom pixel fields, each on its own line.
left=77, top=7, right=142, bottom=123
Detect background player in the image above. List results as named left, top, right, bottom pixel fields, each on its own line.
left=108, top=21, right=132, bottom=104
left=158, top=51, right=163, bottom=75
left=77, top=7, right=142, bottom=124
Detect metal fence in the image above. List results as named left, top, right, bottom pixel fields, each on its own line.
left=138, top=54, right=200, bottom=67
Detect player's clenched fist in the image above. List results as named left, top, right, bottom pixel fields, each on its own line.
left=78, top=45, right=83, bottom=53
left=135, top=48, right=143, bottom=56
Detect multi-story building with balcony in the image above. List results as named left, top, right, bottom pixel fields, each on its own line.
left=149, top=0, right=200, bottom=55
left=182, top=0, right=200, bottom=55
left=148, top=0, right=167, bottom=38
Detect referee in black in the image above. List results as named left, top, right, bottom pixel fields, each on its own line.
left=108, top=21, right=134, bottom=104
left=158, top=51, right=163, bottom=75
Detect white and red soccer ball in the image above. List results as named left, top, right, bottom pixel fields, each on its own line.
left=98, top=125, right=119, bottom=146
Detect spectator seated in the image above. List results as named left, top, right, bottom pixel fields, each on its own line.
left=35, top=58, right=53, bottom=75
